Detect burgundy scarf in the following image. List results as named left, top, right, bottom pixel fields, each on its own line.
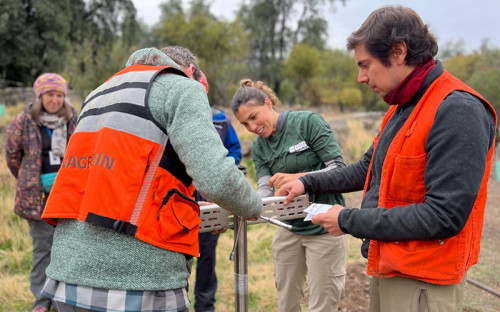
left=383, top=58, right=436, bottom=106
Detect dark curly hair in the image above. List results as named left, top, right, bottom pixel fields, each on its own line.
left=347, top=5, right=438, bottom=66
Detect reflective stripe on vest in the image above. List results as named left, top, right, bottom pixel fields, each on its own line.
left=364, top=70, right=497, bottom=284
left=42, top=65, right=201, bottom=256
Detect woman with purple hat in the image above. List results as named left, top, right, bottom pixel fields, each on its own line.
left=6, top=73, right=78, bottom=312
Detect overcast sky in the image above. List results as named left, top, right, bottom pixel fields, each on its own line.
left=132, top=0, right=500, bottom=53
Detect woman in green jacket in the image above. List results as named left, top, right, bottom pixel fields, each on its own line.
left=232, top=79, right=347, bottom=312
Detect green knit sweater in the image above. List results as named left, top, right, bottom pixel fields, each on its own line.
left=46, top=48, right=262, bottom=290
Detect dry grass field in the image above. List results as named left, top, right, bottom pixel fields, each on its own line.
left=0, top=103, right=499, bottom=311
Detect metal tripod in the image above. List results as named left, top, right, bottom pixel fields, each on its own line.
left=199, top=195, right=309, bottom=312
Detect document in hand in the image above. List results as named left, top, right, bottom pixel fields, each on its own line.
left=303, top=203, right=333, bottom=221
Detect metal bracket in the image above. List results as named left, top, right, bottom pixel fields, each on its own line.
left=197, top=194, right=310, bottom=312
left=198, top=195, right=309, bottom=232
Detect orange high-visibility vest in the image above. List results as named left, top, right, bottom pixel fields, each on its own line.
left=364, top=70, right=497, bottom=284
left=42, top=65, right=201, bottom=257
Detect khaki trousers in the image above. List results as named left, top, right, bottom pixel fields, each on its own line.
left=272, top=228, right=347, bottom=312
left=369, top=273, right=467, bottom=312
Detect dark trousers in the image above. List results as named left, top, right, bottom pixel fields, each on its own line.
left=194, top=232, right=219, bottom=312
left=28, top=219, right=55, bottom=309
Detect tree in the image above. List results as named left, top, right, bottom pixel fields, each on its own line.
left=65, top=0, right=142, bottom=92
left=299, top=16, right=328, bottom=50
left=317, top=49, right=360, bottom=109
left=468, top=69, right=500, bottom=115
left=237, top=0, right=345, bottom=93
left=438, top=39, right=467, bottom=60
left=443, top=53, right=482, bottom=82
left=444, top=45, right=500, bottom=115
left=151, top=0, right=187, bottom=45
left=285, top=43, right=321, bottom=105
left=63, top=39, right=136, bottom=100
left=337, top=87, right=361, bottom=111
left=0, top=0, right=72, bottom=85
left=152, top=0, right=249, bottom=106
left=0, top=0, right=140, bottom=88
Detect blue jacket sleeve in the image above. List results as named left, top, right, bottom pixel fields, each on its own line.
left=224, top=124, right=242, bottom=165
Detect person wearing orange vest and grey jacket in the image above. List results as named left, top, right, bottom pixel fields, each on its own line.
left=277, top=6, right=497, bottom=312
left=40, top=46, right=262, bottom=312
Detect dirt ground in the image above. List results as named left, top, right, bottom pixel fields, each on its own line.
left=338, top=262, right=371, bottom=312
left=334, top=171, right=500, bottom=312
left=337, top=190, right=371, bottom=312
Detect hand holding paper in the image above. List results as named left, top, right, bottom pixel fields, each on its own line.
left=309, top=204, right=346, bottom=236
left=303, top=203, right=333, bottom=221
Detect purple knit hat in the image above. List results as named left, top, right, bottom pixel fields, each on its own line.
left=33, top=73, right=68, bottom=99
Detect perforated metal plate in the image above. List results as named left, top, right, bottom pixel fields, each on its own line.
left=199, top=195, right=309, bottom=233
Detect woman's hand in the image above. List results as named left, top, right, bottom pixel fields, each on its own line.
left=269, top=172, right=307, bottom=190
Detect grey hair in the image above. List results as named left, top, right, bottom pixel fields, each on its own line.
left=160, top=46, right=202, bottom=81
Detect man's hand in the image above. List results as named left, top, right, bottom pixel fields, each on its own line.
left=275, top=180, right=306, bottom=205
left=269, top=172, right=306, bottom=190
left=311, top=204, right=345, bottom=236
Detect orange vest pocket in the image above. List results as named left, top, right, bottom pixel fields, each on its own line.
left=156, top=189, right=200, bottom=247
left=386, top=153, right=427, bottom=203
